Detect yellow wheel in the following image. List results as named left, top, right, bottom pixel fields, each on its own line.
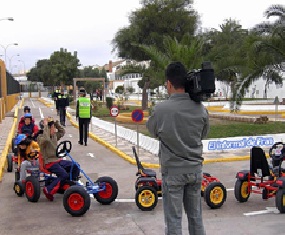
left=204, top=182, right=227, bottom=209
left=13, top=181, right=24, bottom=197
left=234, top=180, right=250, bottom=202
left=135, top=186, right=158, bottom=211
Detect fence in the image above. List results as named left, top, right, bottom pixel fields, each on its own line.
left=0, top=60, right=21, bottom=122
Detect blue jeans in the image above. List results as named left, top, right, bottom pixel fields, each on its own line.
left=46, top=160, right=80, bottom=195
left=162, top=172, right=205, bottom=235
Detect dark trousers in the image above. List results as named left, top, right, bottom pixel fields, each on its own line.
left=59, top=108, right=66, bottom=125
left=79, top=118, right=90, bottom=144
left=46, top=160, right=80, bottom=195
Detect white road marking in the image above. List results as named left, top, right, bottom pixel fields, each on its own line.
left=226, top=188, right=234, bottom=191
left=87, top=153, right=95, bottom=158
left=31, top=99, right=36, bottom=108
left=39, top=107, right=44, bottom=118
left=244, top=207, right=279, bottom=216
left=68, top=134, right=72, bottom=137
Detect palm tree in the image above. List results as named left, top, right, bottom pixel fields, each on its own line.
left=237, top=4, right=285, bottom=101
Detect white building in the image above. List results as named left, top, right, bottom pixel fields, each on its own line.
left=104, top=60, right=150, bottom=96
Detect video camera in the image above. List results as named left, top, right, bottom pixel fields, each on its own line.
left=185, top=61, right=215, bottom=102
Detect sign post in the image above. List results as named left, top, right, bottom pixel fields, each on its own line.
left=131, top=109, right=144, bottom=156
left=110, top=105, right=119, bottom=147
left=274, top=96, right=279, bottom=122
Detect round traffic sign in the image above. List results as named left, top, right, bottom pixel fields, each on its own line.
left=110, top=105, right=119, bottom=117
left=131, top=109, right=144, bottom=122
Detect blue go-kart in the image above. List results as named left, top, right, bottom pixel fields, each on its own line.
left=24, top=140, right=119, bottom=217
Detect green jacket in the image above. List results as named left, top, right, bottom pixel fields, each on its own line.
left=37, top=120, right=65, bottom=165
left=76, top=97, right=91, bottom=119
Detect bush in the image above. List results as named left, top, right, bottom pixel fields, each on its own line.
left=106, top=97, right=113, bottom=109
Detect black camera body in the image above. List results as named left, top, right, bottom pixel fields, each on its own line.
left=185, top=61, right=215, bottom=102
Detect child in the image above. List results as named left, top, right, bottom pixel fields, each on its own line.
left=17, top=106, right=35, bottom=132
left=19, top=113, right=39, bottom=138
left=18, top=137, right=40, bottom=182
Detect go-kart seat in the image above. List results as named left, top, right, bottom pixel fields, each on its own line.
left=132, top=146, right=157, bottom=178
left=38, top=153, right=51, bottom=174
left=250, top=147, right=270, bottom=177
left=140, top=168, right=157, bottom=178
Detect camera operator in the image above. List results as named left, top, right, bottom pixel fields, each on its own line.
left=146, top=61, right=209, bottom=235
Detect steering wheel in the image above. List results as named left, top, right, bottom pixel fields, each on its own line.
left=269, top=142, right=285, bottom=160
left=56, top=140, right=72, bottom=158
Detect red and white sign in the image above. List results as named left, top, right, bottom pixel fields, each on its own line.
left=110, top=105, right=119, bottom=117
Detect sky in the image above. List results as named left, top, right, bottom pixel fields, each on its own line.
left=0, top=0, right=283, bottom=72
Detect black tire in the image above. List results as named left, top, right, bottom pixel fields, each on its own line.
left=234, top=179, right=250, bottom=202
left=135, top=185, right=158, bottom=211
left=204, top=182, right=227, bottom=209
left=201, top=184, right=205, bottom=198
left=15, top=171, right=20, bottom=182
left=63, top=185, right=91, bottom=217
left=275, top=189, right=285, bottom=213
left=11, top=138, right=15, bottom=152
left=14, top=181, right=25, bottom=197
left=7, top=154, right=13, bottom=172
left=262, top=189, right=268, bottom=200
left=25, top=176, right=41, bottom=202
left=94, top=176, right=118, bottom=205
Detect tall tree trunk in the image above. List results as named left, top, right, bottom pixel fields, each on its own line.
left=142, top=80, right=150, bottom=110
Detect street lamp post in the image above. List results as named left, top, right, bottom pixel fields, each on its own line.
left=18, top=59, right=26, bottom=74
left=0, top=43, right=18, bottom=67
left=8, top=53, right=20, bottom=71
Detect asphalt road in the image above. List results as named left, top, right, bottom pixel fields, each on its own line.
left=0, top=98, right=285, bottom=235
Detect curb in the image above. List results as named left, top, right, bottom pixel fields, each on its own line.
left=0, top=98, right=24, bottom=182
left=66, top=112, right=160, bottom=169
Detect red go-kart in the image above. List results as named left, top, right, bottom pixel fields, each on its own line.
left=132, top=146, right=227, bottom=211
left=234, top=143, right=285, bottom=213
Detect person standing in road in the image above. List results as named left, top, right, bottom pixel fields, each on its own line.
left=53, top=88, right=61, bottom=116
left=57, top=90, right=69, bottom=127
left=76, top=88, right=92, bottom=146
left=146, top=62, right=209, bottom=235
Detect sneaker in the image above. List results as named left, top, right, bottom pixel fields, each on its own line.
left=43, top=187, right=54, bottom=201
left=78, top=141, right=83, bottom=145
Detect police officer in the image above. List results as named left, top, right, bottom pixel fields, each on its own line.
left=57, top=90, right=69, bottom=127
left=53, top=88, right=61, bottom=115
left=76, top=88, right=92, bottom=146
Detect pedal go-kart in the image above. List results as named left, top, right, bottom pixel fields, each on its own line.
left=234, top=142, right=285, bottom=213
left=7, top=133, right=26, bottom=175
left=21, top=140, right=118, bottom=216
left=132, top=146, right=227, bottom=211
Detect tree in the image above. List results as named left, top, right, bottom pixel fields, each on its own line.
left=253, top=4, right=285, bottom=65
left=112, top=0, right=198, bottom=61
left=231, top=5, right=285, bottom=107
left=26, top=59, right=53, bottom=86
left=115, top=85, right=124, bottom=94
left=49, top=48, right=80, bottom=87
left=203, top=19, right=250, bottom=111
left=138, top=35, right=204, bottom=109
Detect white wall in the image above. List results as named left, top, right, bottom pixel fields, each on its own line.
left=215, top=75, right=285, bottom=99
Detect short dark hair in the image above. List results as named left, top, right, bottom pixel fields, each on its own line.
left=165, top=62, right=187, bottom=89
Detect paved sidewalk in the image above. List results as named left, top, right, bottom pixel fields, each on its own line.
left=0, top=99, right=23, bottom=180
